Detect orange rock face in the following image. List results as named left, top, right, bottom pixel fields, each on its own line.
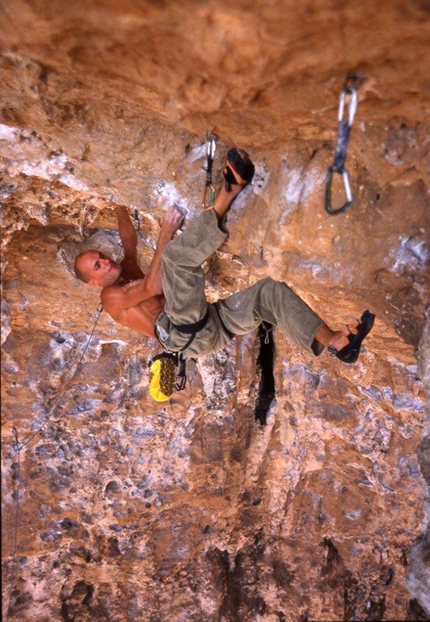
left=1, top=0, right=429, bottom=620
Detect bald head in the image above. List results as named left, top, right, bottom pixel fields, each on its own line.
left=74, top=250, right=122, bottom=287
left=74, top=251, right=91, bottom=283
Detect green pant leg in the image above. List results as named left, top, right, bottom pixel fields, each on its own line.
left=217, top=277, right=326, bottom=354
left=161, top=209, right=228, bottom=325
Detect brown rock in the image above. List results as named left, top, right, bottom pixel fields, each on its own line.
left=1, top=0, right=429, bottom=620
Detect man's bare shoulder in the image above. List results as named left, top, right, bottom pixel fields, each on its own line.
left=101, top=277, right=142, bottom=297
left=100, top=277, right=149, bottom=313
left=100, top=282, right=132, bottom=313
left=99, top=284, right=119, bottom=313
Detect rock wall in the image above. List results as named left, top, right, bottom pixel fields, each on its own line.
left=1, top=0, right=429, bottom=620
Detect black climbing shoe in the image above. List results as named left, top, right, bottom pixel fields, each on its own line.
left=223, top=148, right=255, bottom=192
left=328, top=310, right=375, bottom=364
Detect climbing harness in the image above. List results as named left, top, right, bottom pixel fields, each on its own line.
left=171, top=310, right=210, bottom=350
left=202, top=130, right=217, bottom=209
left=325, top=79, right=359, bottom=215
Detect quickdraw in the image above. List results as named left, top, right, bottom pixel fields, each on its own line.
left=133, top=208, right=141, bottom=232
left=325, top=79, right=359, bottom=215
left=202, top=130, right=217, bottom=209
left=175, top=353, right=187, bottom=391
left=262, top=323, right=273, bottom=345
left=130, top=207, right=155, bottom=251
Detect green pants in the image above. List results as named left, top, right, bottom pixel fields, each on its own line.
left=155, top=210, right=325, bottom=358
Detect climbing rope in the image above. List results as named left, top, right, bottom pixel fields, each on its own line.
left=5, top=204, right=170, bottom=617
left=4, top=215, right=136, bottom=618
left=325, top=75, right=364, bottom=215
left=202, top=130, right=217, bottom=209
left=6, top=206, right=151, bottom=458
left=4, top=302, right=104, bottom=621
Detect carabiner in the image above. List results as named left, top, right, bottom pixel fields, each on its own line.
left=261, top=323, right=273, bottom=345
left=202, top=183, right=216, bottom=209
left=325, top=166, right=353, bottom=215
left=206, top=130, right=216, bottom=159
left=133, top=208, right=141, bottom=232
left=338, top=88, right=357, bottom=127
left=202, top=130, right=217, bottom=209
left=325, top=87, right=358, bottom=215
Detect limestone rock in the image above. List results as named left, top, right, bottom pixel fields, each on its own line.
left=1, top=0, right=429, bottom=620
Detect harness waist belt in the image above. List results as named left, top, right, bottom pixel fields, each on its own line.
left=171, top=310, right=210, bottom=334
left=155, top=306, right=235, bottom=354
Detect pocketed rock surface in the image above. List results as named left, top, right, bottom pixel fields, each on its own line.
left=1, top=1, right=429, bottom=620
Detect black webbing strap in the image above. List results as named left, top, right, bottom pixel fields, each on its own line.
left=154, top=312, right=210, bottom=354
left=171, top=310, right=210, bottom=334
left=170, top=310, right=210, bottom=352
left=156, top=305, right=235, bottom=354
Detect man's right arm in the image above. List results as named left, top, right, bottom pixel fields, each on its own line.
left=142, top=205, right=185, bottom=295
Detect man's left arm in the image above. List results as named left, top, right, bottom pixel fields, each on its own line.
left=116, top=205, right=138, bottom=260
left=116, top=205, right=145, bottom=279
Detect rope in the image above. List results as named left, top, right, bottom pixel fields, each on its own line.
left=4, top=206, right=150, bottom=618
left=16, top=307, right=103, bottom=452
left=4, top=304, right=104, bottom=620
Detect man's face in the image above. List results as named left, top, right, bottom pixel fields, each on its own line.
left=77, top=250, right=122, bottom=287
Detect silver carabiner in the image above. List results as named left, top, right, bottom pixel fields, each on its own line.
left=206, top=130, right=216, bottom=158
left=338, top=88, right=357, bottom=127
left=325, top=167, right=353, bottom=215
left=202, top=130, right=218, bottom=209
left=325, top=87, right=358, bottom=215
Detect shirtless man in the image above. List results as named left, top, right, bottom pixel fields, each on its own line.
left=74, top=204, right=184, bottom=339
left=74, top=149, right=374, bottom=364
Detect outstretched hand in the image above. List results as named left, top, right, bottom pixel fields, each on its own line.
left=161, top=205, right=186, bottom=238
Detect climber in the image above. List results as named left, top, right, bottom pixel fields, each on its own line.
left=74, top=148, right=375, bottom=365
left=74, top=203, right=183, bottom=340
